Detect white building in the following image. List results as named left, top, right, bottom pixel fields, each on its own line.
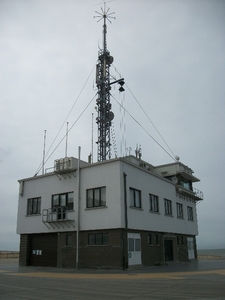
left=17, top=155, right=203, bottom=268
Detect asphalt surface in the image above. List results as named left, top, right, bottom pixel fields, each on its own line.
left=0, top=258, right=225, bottom=299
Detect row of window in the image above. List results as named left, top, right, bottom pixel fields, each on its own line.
left=65, top=233, right=186, bottom=247
left=131, top=190, right=194, bottom=221
left=147, top=234, right=185, bottom=245
left=27, top=192, right=74, bottom=215
left=26, top=187, right=194, bottom=221
left=65, top=233, right=109, bottom=246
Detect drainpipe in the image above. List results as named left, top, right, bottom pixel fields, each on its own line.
left=76, top=146, right=81, bottom=269
left=123, top=172, right=128, bottom=270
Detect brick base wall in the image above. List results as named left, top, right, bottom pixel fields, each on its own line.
left=18, top=230, right=195, bottom=268
left=19, top=234, right=30, bottom=266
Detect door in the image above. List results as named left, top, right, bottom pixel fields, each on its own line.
left=164, top=239, right=173, bottom=261
left=187, top=237, right=195, bottom=259
left=29, top=233, right=57, bottom=267
left=128, top=233, right=142, bottom=265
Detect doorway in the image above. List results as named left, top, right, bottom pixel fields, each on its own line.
left=164, top=239, right=173, bottom=261
left=128, top=233, right=142, bottom=265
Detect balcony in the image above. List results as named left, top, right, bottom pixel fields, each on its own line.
left=176, top=185, right=203, bottom=202
left=42, top=207, right=75, bottom=229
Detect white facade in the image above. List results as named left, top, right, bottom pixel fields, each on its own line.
left=17, top=156, right=200, bottom=236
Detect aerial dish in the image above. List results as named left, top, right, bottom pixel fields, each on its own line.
left=175, top=156, right=180, bottom=161
left=107, top=111, right=114, bottom=121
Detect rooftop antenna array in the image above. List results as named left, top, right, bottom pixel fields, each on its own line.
left=94, top=2, right=125, bottom=161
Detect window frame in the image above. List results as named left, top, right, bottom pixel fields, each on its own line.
left=86, top=186, right=106, bottom=208
left=176, top=202, right=184, bottom=219
left=66, top=234, right=73, bottom=246
left=149, top=194, right=159, bottom=213
left=164, top=199, right=173, bottom=216
left=148, top=234, right=152, bottom=245
left=27, top=197, right=41, bottom=215
left=51, top=192, right=74, bottom=211
left=130, top=188, right=142, bottom=208
left=88, top=233, right=109, bottom=245
left=187, top=206, right=194, bottom=221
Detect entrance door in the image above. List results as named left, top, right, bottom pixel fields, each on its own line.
left=164, top=239, right=173, bottom=261
left=187, top=237, right=195, bottom=259
left=128, top=233, right=142, bottom=265
left=29, top=233, right=57, bottom=267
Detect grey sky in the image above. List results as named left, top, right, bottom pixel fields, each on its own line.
left=0, top=0, right=224, bottom=250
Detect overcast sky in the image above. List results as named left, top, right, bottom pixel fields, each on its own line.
left=0, top=0, right=225, bottom=251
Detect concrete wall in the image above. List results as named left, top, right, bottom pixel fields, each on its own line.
left=17, top=158, right=198, bottom=237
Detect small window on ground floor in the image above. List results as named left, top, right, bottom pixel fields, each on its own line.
left=148, top=234, right=152, bottom=245
left=66, top=235, right=72, bottom=246
left=88, top=233, right=108, bottom=245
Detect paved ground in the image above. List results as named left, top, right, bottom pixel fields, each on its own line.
left=0, top=258, right=225, bottom=299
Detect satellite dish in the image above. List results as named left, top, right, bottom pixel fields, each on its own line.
left=107, top=111, right=114, bottom=121
left=175, top=155, right=180, bottom=161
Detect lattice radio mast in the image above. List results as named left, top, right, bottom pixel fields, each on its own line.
left=94, top=2, right=124, bottom=161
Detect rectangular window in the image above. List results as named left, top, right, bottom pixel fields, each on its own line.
left=187, top=206, right=194, bottom=221
left=130, top=188, right=141, bottom=208
left=27, top=197, right=41, bottom=215
left=88, top=233, right=108, bottom=245
left=164, top=199, right=172, bottom=216
left=149, top=194, right=159, bottom=212
left=52, top=192, right=74, bottom=211
left=176, top=202, right=183, bottom=218
left=148, top=234, right=152, bottom=245
left=155, top=235, right=159, bottom=244
left=66, top=235, right=72, bottom=246
left=86, top=187, right=106, bottom=208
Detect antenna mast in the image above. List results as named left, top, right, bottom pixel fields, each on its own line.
left=94, top=3, right=115, bottom=161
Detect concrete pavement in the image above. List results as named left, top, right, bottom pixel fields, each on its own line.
left=0, top=258, right=225, bottom=299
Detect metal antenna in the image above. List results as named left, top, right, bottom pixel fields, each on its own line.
left=42, top=130, right=47, bottom=175
left=94, top=2, right=115, bottom=161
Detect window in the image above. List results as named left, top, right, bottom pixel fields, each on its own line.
left=130, top=188, right=141, bottom=208
left=27, top=197, right=41, bottom=215
left=155, top=235, right=159, bottom=244
left=149, top=194, right=159, bottom=212
left=88, top=233, right=108, bottom=245
left=66, top=235, right=72, bottom=246
left=148, top=234, right=152, bottom=245
left=52, top=192, right=74, bottom=211
left=176, top=202, right=183, bottom=218
left=187, top=206, right=194, bottom=221
left=86, top=187, right=106, bottom=208
left=164, top=199, right=172, bottom=216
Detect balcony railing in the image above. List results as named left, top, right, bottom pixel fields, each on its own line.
left=176, top=185, right=203, bottom=201
left=42, top=207, right=75, bottom=229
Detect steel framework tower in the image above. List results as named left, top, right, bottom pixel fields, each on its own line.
left=94, top=4, right=124, bottom=161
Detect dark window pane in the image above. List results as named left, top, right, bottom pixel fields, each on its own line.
left=27, top=199, right=32, bottom=215
left=128, top=238, right=134, bottom=251
left=87, top=190, right=93, bottom=208
left=101, top=187, right=106, bottom=206
left=95, top=233, right=102, bottom=245
left=102, top=233, right=108, bottom=245
left=32, top=198, right=37, bottom=214
left=88, top=234, right=95, bottom=245
left=94, top=189, right=100, bottom=207
left=37, top=198, right=41, bottom=214
left=130, top=189, right=134, bottom=206
left=52, top=195, right=59, bottom=207
left=135, top=238, right=141, bottom=251
left=60, top=194, right=66, bottom=207
left=66, top=235, right=72, bottom=245
left=67, top=192, right=74, bottom=210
